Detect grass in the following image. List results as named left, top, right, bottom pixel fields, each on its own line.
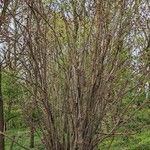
left=5, top=128, right=45, bottom=150
left=5, top=128, right=150, bottom=150
left=99, top=128, right=150, bottom=150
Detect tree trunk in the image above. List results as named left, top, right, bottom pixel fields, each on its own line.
left=30, top=124, right=35, bottom=148
left=9, top=135, right=16, bottom=150
left=0, top=1, right=10, bottom=148
left=0, top=63, right=5, bottom=150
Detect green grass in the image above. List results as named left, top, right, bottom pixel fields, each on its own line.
left=5, top=128, right=150, bottom=150
left=99, top=129, right=150, bottom=150
left=5, top=128, right=45, bottom=150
